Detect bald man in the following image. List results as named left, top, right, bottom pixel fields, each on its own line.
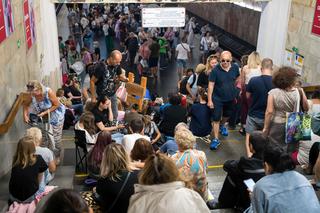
left=90, top=50, right=127, bottom=120
left=207, top=51, right=240, bottom=150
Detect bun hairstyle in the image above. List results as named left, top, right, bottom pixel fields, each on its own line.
left=263, top=143, right=295, bottom=173
left=198, top=88, right=208, bottom=102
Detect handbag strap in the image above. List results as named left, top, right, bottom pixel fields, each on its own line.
left=106, top=172, right=131, bottom=213
left=294, top=88, right=301, bottom=113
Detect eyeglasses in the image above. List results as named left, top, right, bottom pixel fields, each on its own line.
left=221, top=60, right=231, bottom=63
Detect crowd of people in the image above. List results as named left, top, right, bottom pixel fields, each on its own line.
left=5, top=3, right=320, bottom=213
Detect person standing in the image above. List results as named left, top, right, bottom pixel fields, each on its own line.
left=175, top=37, right=191, bottom=80
left=245, top=58, right=273, bottom=157
left=187, top=17, right=196, bottom=49
left=90, top=50, right=127, bottom=120
left=148, top=37, right=160, bottom=86
left=23, top=80, right=65, bottom=161
left=207, top=51, right=240, bottom=150
left=125, top=32, right=139, bottom=68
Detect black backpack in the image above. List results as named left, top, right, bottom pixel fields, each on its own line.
left=179, top=73, right=196, bottom=95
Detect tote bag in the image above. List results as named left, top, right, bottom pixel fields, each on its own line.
left=285, top=89, right=311, bottom=144
left=116, top=82, right=127, bottom=102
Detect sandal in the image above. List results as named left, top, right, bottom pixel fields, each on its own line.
left=239, top=128, right=246, bottom=136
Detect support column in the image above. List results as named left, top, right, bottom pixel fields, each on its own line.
left=38, top=0, right=61, bottom=89
left=257, top=0, right=292, bottom=66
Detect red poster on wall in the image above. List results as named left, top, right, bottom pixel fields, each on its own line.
left=23, top=0, right=32, bottom=49
left=312, top=0, right=320, bottom=36
left=0, top=0, right=14, bottom=44
left=0, top=2, right=6, bottom=43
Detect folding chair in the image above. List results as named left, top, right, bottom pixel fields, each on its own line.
left=74, top=129, right=93, bottom=173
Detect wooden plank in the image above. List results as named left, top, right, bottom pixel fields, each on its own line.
left=0, top=92, right=31, bottom=134
left=126, top=82, right=145, bottom=97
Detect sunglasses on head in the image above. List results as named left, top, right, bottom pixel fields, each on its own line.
left=26, top=84, right=35, bottom=90
left=221, top=60, right=231, bottom=63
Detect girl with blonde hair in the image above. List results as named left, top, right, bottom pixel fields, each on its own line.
left=95, top=143, right=138, bottom=213
left=197, top=55, right=219, bottom=90
left=128, top=153, right=210, bottom=213
left=9, top=136, right=48, bottom=203
left=239, top=51, right=262, bottom=135
left=25, top=127, right=56, bottom=188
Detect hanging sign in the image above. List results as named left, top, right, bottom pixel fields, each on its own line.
left=0, top=0, right=14, bottom=44
left=312, top=0, right=320, bottom=36
left=23, top=0, right=36, bottom=49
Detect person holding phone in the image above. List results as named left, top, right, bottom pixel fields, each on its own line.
left=210, top=132, right=266, bottom=211
left=247, top=143, right=320, bottom=213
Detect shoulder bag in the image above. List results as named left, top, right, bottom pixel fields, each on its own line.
left=105, top=172, right=131, bottom=213
left=285, top=89, right=311, bottom=144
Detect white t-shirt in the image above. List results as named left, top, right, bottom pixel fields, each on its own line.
left=176, top=43, right=190, bottom=60
left=36, top=147, right=54, bottom=165
left=121, top=133, right=150, bottom=153
left=187, top=73, right=199, bottom=96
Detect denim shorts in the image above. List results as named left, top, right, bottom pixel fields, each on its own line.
left=176, top=59, right=187, bottom=68
left=246, top=115, right=264, bottom=134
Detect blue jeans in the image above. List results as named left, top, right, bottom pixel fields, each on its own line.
left=71, top=103, right=83, bottom=115
left=109, top=94, right=118, bottom=120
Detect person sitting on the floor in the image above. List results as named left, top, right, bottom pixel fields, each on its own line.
left=122, top=119, right=150, bottom=153
left=91, top=96, right=125, bottom=132
left=143, top=115, right=161, bottom=150
left=25, top=128, right=56, bottom=189
left=35, top=188, right=93, bottom=213
left=212, top=131, right=266, bottom=211
left=74, top=112, right=97, bottom=152
left=95, top=143, right=139, bottom=213
left=159, top=122, right=188, bottom=156
left=130, top=138, right=155, bottom=169
left=189, top=88, right=212, bottom=137
left=128, top=153, right=210, bottom=213
left=246, top=143, right=320, bottom=213
left=9, top=136, right=48, bottom=203
left=171, top=128, right=209, bottom=201
left=87, top=131, right=114, bottom=178
left=292, top=91, right=320, bottom=173
left=159, top=93, right=187, bottom=137
left=124, top=103, right=143, bottom=125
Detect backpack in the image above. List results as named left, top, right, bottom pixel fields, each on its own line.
left=179, top=73, right=196, bottom=95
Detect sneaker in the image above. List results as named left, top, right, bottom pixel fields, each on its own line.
left=210, top=139, right=221, bottom=150
left=219, top=125, right=229, bottom=136
left=206, top=199, right=220, bottom=210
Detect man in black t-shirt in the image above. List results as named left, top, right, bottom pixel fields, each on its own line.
left=245, top=58, right=273, bottom=157
left=208, top=51, right=240, bottom=150
left=90, top=50, right=127, bottom=120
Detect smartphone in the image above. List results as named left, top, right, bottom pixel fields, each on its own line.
left=244, top=179, right=255, bottom=192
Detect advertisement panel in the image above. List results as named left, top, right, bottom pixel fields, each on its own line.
left=312, top=0, right=320, bottom=36
left=23, top=0, right=36, bottom=49
left=0, top=0, right=14, bottom=44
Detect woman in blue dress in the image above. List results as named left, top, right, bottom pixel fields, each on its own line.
left=23, top=80, right=65, bottom=164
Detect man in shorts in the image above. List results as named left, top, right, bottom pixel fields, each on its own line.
left=176, top=37, right=191, bottom=80
left=245, top=58, right=273, bottom=156
left=207, top=51, right=240, bottom=150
